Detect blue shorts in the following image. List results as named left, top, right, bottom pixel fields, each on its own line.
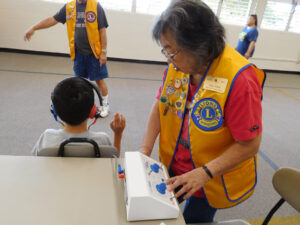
left=73, top=52, right=109, bottom=81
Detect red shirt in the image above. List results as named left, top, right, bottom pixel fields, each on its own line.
left=156, top=66, right=263, bottom=198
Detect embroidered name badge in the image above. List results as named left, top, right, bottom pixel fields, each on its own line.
left=86, top=11, right=96, bottom=23
left=191, top=98, right=223, bottom=131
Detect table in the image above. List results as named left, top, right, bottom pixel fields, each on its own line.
left=0, top=156, right=186, bottom=225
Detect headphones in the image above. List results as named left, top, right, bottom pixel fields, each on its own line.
left=50, top=77, right=103, bottom=125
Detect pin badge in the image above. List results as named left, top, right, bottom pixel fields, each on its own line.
left=160, top=95, right=168, bottom=104
left=170, top=108, right=177, bottom=114
left=182, top=77, right=188, bottom=84
left=163, top=106, right=169, bottom=116
left=174, top=91, right=180, bottom=98
left=178, top=110, right=183, bottom=119
left=174, top=78, right=182, bottom=89
left=180, top=92, right=185, bottom=99
left=166, top=86, right=175, bottom=95
left=175, top=100, right=183, bottom=109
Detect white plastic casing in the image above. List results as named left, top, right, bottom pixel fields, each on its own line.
left=124, top=152, right=179, bottom=221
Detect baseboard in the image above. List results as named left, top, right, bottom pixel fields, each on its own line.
left=0, top=48, right=167, bottom=66
left=0, top=48, right=70, bottom=58
left=263, top=69, right=300, bottom=75
left=1, top=48, right=299, bottom=74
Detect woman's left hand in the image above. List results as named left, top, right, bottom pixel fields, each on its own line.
left=165, top=167, right=211, bottom=200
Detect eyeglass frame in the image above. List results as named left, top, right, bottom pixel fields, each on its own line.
left=161, top=48, right=180, bottom=61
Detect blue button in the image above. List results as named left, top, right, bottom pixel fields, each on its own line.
left=150, top=163, right=160, bottom=173
left=118, top=164, right=124, bottom=174
left=156, top=183, right=167, bottom=194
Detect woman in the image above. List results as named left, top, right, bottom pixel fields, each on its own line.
left=236, top=14, right=259, bottom=59
left=140, top=1, right=265, bottom=223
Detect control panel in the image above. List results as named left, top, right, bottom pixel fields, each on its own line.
left=123, top=152, right=179, bottom=221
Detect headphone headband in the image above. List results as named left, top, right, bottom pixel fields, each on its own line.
left=78, top=77, right=103, bottom=107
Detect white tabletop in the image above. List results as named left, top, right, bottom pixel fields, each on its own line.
left=0, top=155, right=186, bottom=225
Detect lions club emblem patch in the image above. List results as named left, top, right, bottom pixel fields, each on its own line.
left=86, top=11, right=96, bottom=23
left=192, top=98, right=223, bottom=131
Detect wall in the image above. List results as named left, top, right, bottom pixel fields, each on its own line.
left=0, top=0, right=300, bottom=71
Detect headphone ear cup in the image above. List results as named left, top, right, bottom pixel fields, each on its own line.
left=50, top=105, right=58, bottom=121
left=89, top=105, right=99, bottom=119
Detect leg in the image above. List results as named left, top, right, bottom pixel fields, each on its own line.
left=73, top=52, right=88, bottom=78
left=95, top=79, right=108, bottom=97
left=183, top=196, right=217, bottom=223
left=95, top=79, right=110, bottom=117
left=86, top=55, right=110, bottom=117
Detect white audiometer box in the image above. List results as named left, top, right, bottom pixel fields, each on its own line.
left=123, top=151, right=179, bottom=221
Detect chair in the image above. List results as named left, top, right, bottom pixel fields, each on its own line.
left=38, top=137, right=118, bottom=158
left=262, top=167, right=300, bottom=225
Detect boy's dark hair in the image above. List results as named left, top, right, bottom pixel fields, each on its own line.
left=51, top=77, right=94, bottom=126
left=251, top=14, right=258, bottom=26
left=153, top=0, right=225, bottom=64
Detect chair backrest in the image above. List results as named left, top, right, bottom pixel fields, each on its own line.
left=38, top=145, right=118, bottom=158
left=262, top=167, right=300, bottom=225
left=38, top=137, right=118, bottom=158
left=272, top=167, right=300, bottom=212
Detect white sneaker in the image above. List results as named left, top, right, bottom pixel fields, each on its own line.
left=100, top=104, right=110, bottom=117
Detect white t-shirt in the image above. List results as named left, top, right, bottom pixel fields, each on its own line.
left=32, top=129, right=112, bottom=156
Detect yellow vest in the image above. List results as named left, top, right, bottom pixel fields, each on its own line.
left=66, top=0, right=102, bottom=60
left=158, top=45, right=266, bottom=209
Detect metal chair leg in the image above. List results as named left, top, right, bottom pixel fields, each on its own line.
left=262, top=198, right=285, bottom=225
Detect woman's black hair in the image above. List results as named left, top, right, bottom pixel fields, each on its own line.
left=153, top=0, right=225, bottom=64
left=251, top=14, right=258, bottom=26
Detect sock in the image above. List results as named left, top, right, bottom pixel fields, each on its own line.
left=102, top=95, right=108, bottom=105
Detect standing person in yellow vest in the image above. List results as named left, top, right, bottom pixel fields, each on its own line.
left=140, top=1, right=266, bottom=223
left=24, top=0, right=110, bottom=117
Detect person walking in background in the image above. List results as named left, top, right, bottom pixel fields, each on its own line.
left=24, top=0, right=110, bottom=117
left=236, top=14, right=259, bottom=59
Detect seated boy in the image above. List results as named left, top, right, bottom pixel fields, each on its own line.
left=32, top=77, right=125, bottom=157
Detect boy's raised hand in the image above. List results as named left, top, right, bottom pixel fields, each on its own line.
left=110, top=113, right=126, bottom=135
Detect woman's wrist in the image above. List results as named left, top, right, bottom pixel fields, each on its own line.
left=202, top=165, right=213, bottom=179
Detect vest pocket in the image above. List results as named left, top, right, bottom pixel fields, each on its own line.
left=221, top=156, right=257, bottom=202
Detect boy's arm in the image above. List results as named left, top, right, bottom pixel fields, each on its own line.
left=110, top=113, right=126, bottom=157
left=24, top=17, right=58, bottom=41
left=113, top=133, right=122, bottom=157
